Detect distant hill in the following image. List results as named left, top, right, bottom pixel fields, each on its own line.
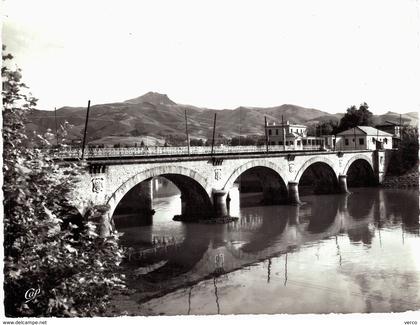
left=372, top=111, right=418, bottom=126
left=26, top=92, right=418, bottom=146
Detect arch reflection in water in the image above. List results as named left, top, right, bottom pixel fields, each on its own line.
left=117, top=187, right=419, bottom=314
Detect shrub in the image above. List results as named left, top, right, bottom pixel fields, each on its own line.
left=2, top=47, right=125, bottom=317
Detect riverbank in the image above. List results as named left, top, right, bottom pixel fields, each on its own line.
left=382, top=165, right=419, bottom=189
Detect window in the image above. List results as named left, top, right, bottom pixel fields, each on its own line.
left=268, top=129, right=272, bottom=135
left=359, top=138, right=364, bottom=145
left=384, top=138, right=388, bottom=144
left=276, top=129, right=279, bottom=135
left=302, top=139, right=307, bottom=145
left=345, top=139, right=349, bottom=145
left=297, top=140, right=301, bottom=146
left=333, top=139, right=336, bottom=145
left=279, top=141, right=283, bottom=145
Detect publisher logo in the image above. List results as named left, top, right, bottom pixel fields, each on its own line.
left=24, top=288, right=41, bottom=303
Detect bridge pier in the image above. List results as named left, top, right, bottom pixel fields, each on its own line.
left=213, top=189, right=229, bottom=218
left=288, top=182, right=302, bottom=205
left=338, top=174, right=350, bottom=194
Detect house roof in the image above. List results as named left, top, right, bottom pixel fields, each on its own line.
left=337, top=126, right=393, bottom=137
left=375, top=124, right=397, bottom=128
left=286, top=132, right=303, bottom=139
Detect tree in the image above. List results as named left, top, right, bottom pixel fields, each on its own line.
left=307, top=120, right=339, bottom=136
left=190, top=138, right=204, bottom=146
left=338, top=102, right=373, bottom=132
left=318, top=120, right=339, bottom=135
left=229, top=136, right=258, bottom=146
left=2, top=47, right=125, bottom=317
left=387, top=126, right=419, bottom=175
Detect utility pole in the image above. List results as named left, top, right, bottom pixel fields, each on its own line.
left=400, top=113, right=403, bottom=140
left=264, top=116, right=269, bottom=153
left=319, top=123, right=323, bottom=150
left=353, top=126, right=357, bottom=150
left=185, top=109, right=190, bottom=155
left=54, top=107, right=58, bottom=146
left=281, top=115, right=286, bottom=151
left=239, top=107, right=242, bottom=146
left=211, top=113, right=217, bottom=156
left=81, top=100, right=91, bottom=160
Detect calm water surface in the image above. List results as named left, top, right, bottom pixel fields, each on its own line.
left=117, top=187, right=420, bottom=315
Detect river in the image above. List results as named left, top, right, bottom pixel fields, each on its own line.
left=113, top=187, right=420, bottom=315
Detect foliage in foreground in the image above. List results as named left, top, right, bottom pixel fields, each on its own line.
left=2, top=47, right=125, bottom=317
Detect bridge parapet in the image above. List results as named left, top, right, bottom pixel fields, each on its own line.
left=44, top=145, right=330, bottom=160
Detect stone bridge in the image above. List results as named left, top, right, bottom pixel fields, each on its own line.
left=65, top=148, right=391, bottom=233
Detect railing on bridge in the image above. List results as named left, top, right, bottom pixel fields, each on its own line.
left=45, top=144, right=327, bottom=159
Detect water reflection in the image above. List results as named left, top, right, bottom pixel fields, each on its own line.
left=115, top=187, right=420, bottom=315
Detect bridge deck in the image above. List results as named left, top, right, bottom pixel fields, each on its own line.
left=47, top=146, right=374, bottom=164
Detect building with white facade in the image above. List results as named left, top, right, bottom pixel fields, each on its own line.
left=266, top=121, right=325, bottom=150
left=375, top=121, right=402, bottom=148
left=265, top=122, right=393, bottom=151
left=335, top=126, right=393, bottom=150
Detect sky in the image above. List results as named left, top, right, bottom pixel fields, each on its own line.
left=2, top=0, right=420, bottom=114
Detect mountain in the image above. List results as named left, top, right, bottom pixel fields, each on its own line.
left=26, top=93, right=418, bottom=146
left=372, top=111, right=418, bottom=126
left=124, top=91, right=177, bottom=106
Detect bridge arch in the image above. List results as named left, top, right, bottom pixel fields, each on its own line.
left=343, top=155, right=376, bottom=187
left=294, top=156, right=338, bottom=183
left=107, top=165, right=212, bottom=225
left=294, top=157, right=339, bottom=195
left=223, top=160, right=289, bottom=205
left=342, top=154, right=373, bottom=175
left=223, top=159, right=289, bottom=192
